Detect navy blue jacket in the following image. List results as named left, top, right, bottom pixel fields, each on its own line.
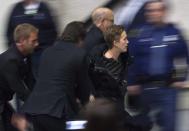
left=23, top=41, right=92, bottom=119
left=127, top=23, right=189, bottom=85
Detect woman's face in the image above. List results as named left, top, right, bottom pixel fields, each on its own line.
left=114, top=31, right=128, bottom=52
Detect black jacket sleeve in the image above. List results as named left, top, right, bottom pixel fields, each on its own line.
left=76, top=52, right=93, bottom=105
left=3, top=60, right=30, bottom=101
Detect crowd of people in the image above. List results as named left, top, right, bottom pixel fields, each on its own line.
left=0, top=0, right=188, bottom=131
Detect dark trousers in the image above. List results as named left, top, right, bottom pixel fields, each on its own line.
left=28, top=114, right=66, bottom=131
left=0, top=115, right=5, bottom=131
left=141, top=86, right=177, bottom=131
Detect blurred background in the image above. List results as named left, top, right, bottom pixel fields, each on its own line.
left=1, top=0, right=189, bottom=130
left=1, top=0, right=189, bottom=52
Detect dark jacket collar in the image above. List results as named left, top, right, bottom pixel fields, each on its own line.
left=90, top=25, right=104, bottom=41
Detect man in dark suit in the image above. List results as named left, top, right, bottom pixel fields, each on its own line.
left=23, top=21, right=93, bottom=131
left=6, top=0, right=58, bottom=78
left=0, top=23, right=38, bottom=131
left=84, top=7, right=114, bottom=52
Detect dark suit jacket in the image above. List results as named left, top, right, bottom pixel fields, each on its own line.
left=23, top=40, right=92, bottom=119
left=84, top=25, right=105, bottom=52
left=0, top=46, right=32, bottom=112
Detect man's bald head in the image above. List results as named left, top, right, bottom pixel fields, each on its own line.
left=91, top=7, right=114, bottom=32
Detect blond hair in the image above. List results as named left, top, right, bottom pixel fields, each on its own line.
left=14, top=23, right=38, bottom=43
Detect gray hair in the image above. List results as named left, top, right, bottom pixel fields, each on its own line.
left=91, top=7, right=113, bottom=25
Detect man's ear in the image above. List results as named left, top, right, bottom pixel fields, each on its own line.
left=113, top=40, right=117, bottom=46
left=17, top=37, right=26, bottom=46
left=96, top=18, right=104, bottom=28
left=20, top=37, right=27, bottom=43
left=96, top=21, right=102, bottom=28
left=16, top=42, right=23, bottom=48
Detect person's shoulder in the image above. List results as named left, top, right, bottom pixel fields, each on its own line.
left=9, top=1, right=24, bottom=13
left=166, top=22, right=176, bottom=27
left=128, top=23, right=146, bottom=38
left=91, top=44, right=107, bottom=54
left=87, top=25, right=102, bottom=37
left=0, top=48, right=16, bottom=60
left=15, top=1, right=23, bottom=6
left=88, top=25, right=99, bottom=32
left=165, top=23, right=181, bottom=33
left=165, top=22, right=178, bottom=29
left=39, top=1, right=51, bottom=9
left=0, top=49, right=18, bottom=70
left=41, top=42, right=61, bottom=57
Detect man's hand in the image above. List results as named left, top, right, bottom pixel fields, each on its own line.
left=89, top=94, right=95, bottom=102
left=127, top=85, right=141, bottom=95
left=11, top=113, right=28, bottom=131
left=170, top=81, right=185, bottom=88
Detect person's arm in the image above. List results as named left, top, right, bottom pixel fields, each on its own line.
left=3, top=60, right=30, bottom=101
left=76, top=53, right=94, bottom=105
left=173, top=29, right=189, bottom=82
left=169, top=28, right=189, bottom=88
left=178, top=32, right=189, bottom=65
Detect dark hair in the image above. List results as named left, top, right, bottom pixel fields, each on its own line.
left=104, top=25, right=125, bottom=49
left=14, top=23, right=38, bottom=43
left=60, top=21, right=86, bottom=43
left=81, top=98, right=124, bottom=131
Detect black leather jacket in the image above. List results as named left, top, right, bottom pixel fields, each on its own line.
left=89, top=45, right=129, bottom=100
